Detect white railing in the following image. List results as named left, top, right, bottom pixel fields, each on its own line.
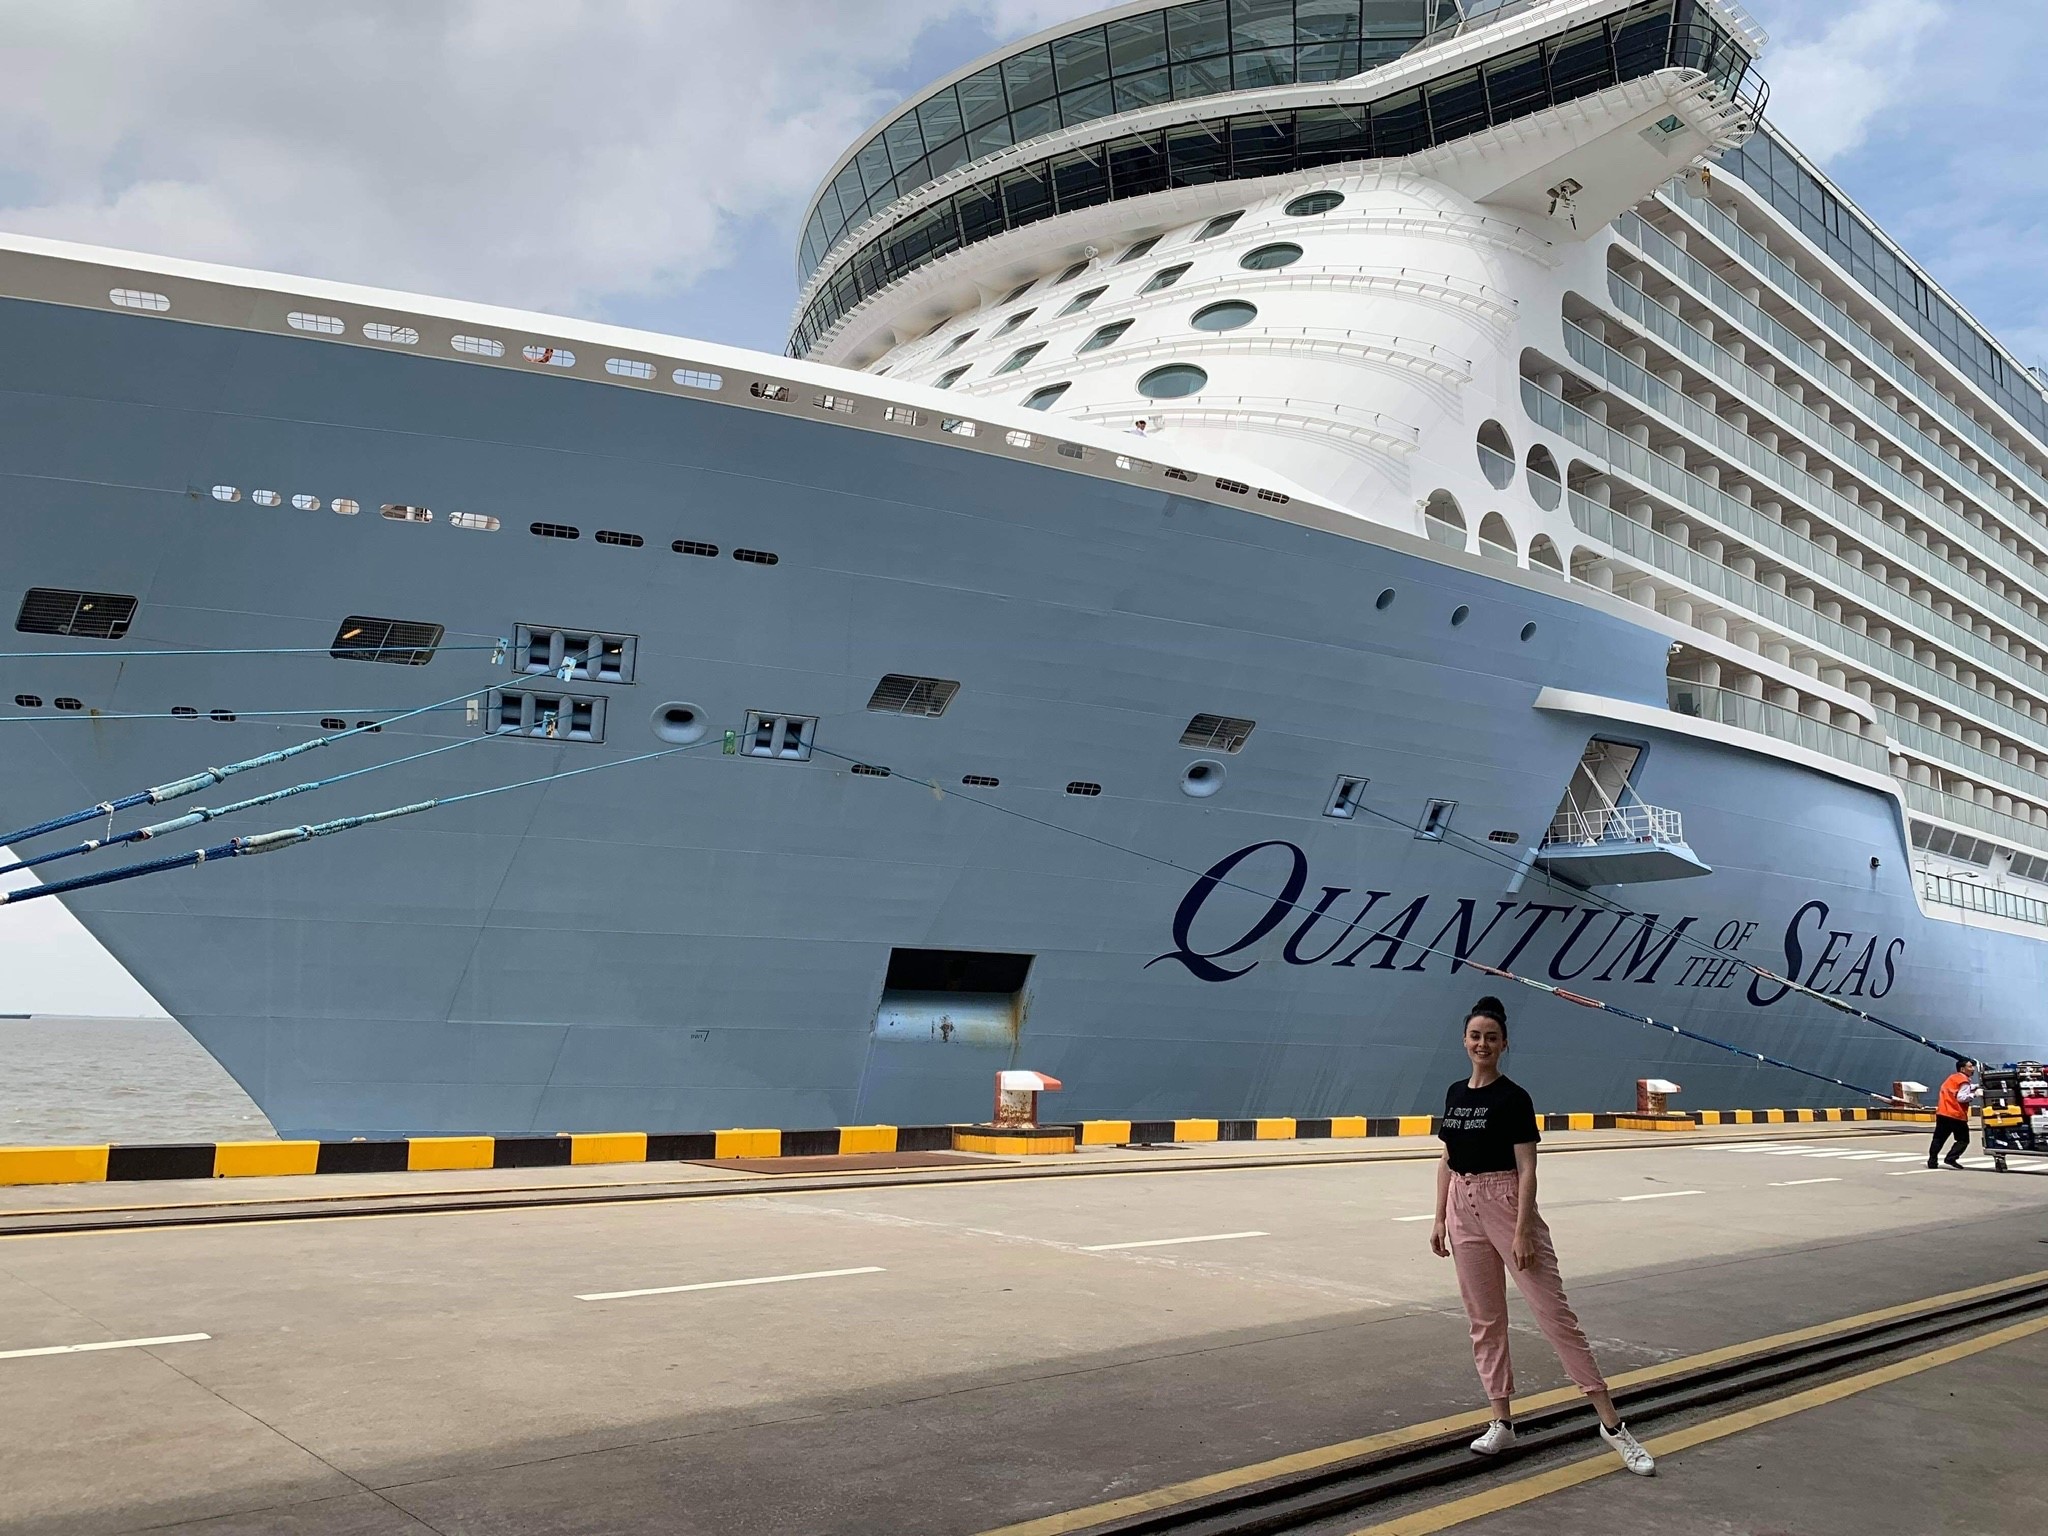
left=1544, top=802, right=1685, bottom=848
left=1921, top=873, right=2048, bottom=927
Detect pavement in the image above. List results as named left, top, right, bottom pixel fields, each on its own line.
left=1, top=1123, right=2043, bottom=1535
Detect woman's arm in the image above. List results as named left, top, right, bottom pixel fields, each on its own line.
left=1430, top=1151, right=1451, bottom=1258
left=1511, top=1141, right=1539, bottom=1270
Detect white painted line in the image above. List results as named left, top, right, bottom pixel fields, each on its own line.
left=1888, top=1168, right=1939, bottom=1176
left=0, top=1333, right=210, bottom=1362
left=1617, top=1190, right=1707, bottom=1202
left=577, top=1266, right=883, bottom=1302
left=1769, top=1177, right=1843, bottom=1187
left=1873, top=1154, right=1926, bottom=1163
left=1393, top=1214, right=1436, bottom=1223
left=1082, top=1230, right=1269, bottom=1252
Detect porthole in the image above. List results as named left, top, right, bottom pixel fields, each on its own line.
left=54, top=697, right=83, bottom=711
left=1284, top=190, right=1344, bottom=217
left=210, top=708, right=237, bottom=722
left=1137, top=364, right=1208, bottom=400
left=1375, top=588, right=1396, bottom=611
left=1520, top=622, right=1538, bottom=642
left=291, top=494, right=321, bottom=511
left=1525, top=445, right=1563, bottom=510
left=171, top=706, right=198, bottom=718
left=332, top=498, right=360, bottom=516
left=651, top=702, right=709, bottom=744
left=1023, top=383, right=1071, bottom=411
left=1240, top=243, right=1303, bottom=271
left=1182, top=760, right=1226, bottom=798
left=1451, top=605, right=1471, bottom=627
left=1476, top=421, right=1515, bottom=488
left=210, top=485, right=240, bottom=502
left=320, top=717, right=347, bottom=731
left=12, top=694, right=39, bottom=708
left=251, top=489, right=281, bottom=507
left=1190, top=301, right=1257, bottom=332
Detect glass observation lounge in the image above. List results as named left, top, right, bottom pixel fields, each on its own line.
left=798, top=0, right=1440, bottom=285
left=789, top=0, right=1760, bottom=357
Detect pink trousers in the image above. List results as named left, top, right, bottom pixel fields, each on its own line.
left=1446, top=1170, right=1607, bottom=1400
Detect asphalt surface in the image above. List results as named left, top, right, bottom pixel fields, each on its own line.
left=2, top=1125, right=2043, bottom=1535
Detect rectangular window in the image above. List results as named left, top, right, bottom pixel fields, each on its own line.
left=1059, top=286, right=1108, bottom=316
left=330, top=615, right=444, bottom=666
left=1140, top=262, right=1192, bottom=294
left=743, top=711, right=817, bottom=761
left=867, top=674, right=961, bottom=717
left=1116, top=234, right=1162, bottom=264
left=996, top=343, right=1045, bottom=375
left=487, top=688, right=605, bottom=742
left=515, top=624, right=637, bottom=684
left=1179, top=713, right=1256, bottom=752
left=15, top=588, right=137, bottom=640
left=1418, top=798, right=1457, bottom=840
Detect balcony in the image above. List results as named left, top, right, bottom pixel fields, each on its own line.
left=1536, top=801, right=1710, bottom=885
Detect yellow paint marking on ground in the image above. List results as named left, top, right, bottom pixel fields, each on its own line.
left=971, top=1270, right=2048, bottom=1536
left=1344, top=1315, right=2048, bottom=1535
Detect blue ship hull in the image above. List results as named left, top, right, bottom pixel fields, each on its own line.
left=0, top=294, right=2039, bottom=1135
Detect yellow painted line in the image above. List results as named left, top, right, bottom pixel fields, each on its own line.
left=837, top=1125, right=897, bottom=1155
left=714, top=1128, right=780, bottom=1159
left=406, top=1136, right=494, bottom=1172
left=1330, top=1116, right=1368, bottom=1138
left=1344, top=1314, right=2048, bottom=1535
left=972, top=1268, right=2048, bottom=1536
left=1174, top=1119, right=1219, bottom=1143
left=1397, top=1115, right=1434, bottom=1137
left=1078, top=1121, right=1130, bottom=1146
left=213, top=1141, right=320, bottom=1178
left=0, top=1145, right=110, bottom=1186
left=1255, top=1118, right=1295, bottom=1140
left=570, top=1132, right=647, bottom=1166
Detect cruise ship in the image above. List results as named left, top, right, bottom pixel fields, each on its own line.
left=4, top=0, right=2045, bottom=1137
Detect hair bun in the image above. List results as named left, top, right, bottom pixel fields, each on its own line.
left=1468, top=995, right=1507, bottom=1023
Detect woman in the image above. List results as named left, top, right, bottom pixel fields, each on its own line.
left=1428, top=995, right=1656, bottom=1475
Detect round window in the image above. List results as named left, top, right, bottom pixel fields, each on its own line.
left=1182, top=760, right=1226, bottom=798
left=1138, top=364, right=1208, bottom=399
left=651, top=702, right=709, bottom=744
left=1190, top=301, right=1258, bottom=332
left=1284, top=190, right=1344, bottom=217
left=1240, top=243, right=1303, bottom=271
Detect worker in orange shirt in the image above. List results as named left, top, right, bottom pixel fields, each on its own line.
left=1928, top=1058, right=1981, bottom=1169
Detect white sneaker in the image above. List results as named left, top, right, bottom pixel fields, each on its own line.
left=1469, top=1420, right=1517, bottom=1456
left=1599, top=1420, right=1655, bottom=1476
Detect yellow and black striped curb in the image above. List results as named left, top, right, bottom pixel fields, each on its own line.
left=0, top=1105, right=1928, bottom=1187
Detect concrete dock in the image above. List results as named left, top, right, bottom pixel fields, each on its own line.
left=2, top=1124, right=2044, bottom=1534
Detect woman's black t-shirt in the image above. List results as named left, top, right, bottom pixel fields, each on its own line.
left=1439, top=1076, right=1540, bottom=1173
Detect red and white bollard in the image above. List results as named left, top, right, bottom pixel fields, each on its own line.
left=993, top=1070, right=1062, bottom=1128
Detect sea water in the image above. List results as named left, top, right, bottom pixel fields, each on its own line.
left=0, top=1016, right=275, bottom=1145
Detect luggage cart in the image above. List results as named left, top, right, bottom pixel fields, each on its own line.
left=1980, top=1063, right=2047, bottom=1172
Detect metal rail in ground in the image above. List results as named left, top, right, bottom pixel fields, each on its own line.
left=1051, top=1276, right=2048, bottom=1535
left=0, top=1126, right=1919, bottom=1238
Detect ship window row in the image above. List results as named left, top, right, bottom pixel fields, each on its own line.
left=797, top=0, right=1435, bottom=280
left=791, top=1, right=1750, bottom=356
left=1720, top=125, right=2048, bottom=450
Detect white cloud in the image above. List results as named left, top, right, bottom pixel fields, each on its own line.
left=1759, top=0, right=1943, bottom=163
left=0, top=0, right=1081, bottom=315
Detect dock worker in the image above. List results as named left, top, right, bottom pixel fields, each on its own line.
left=1928, top=1058, right=1980, bottom=1169
left=1429, top=994, right=1656, bottom=1476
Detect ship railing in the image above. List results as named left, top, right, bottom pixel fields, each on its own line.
left=1566, top=306, right=2048, bottom=661
left=1667, top=681, right=1894, bottom=776
left=1652, top=185, right=2048, bottom=513
left=1920, top=872, right=2048, bottom=928
left=1542, top=802, right=1685, bottom=849
left=1902, top=781, right=2048, bottom=863
left=1539, top=394, right=2048, bottom=751
left=1880, top=710, right=2048, bottom=815
left=1537, top=352, right=2048, bottom=694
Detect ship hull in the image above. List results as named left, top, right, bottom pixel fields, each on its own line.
left=1, top=295, right=2038, bottom=1135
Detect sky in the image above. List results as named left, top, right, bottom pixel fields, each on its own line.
left=2, top=0, right=2045, bottom=1015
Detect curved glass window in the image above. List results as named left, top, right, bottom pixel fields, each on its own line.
left=1191, top=300, right=1257, bottom=331
left=939, top=330, right=976, bottom=356
left=1001, top=279, right=1035, bottom=304
left=1079, top=319, right=1134, bottom=354
left=790, top=1, right=1755, bottom=356
left=995, top=308, right=1036, bottom=336
left=935, top=365, right=969, bottom=389
left=1116, top=234, right=1162, bottom=265
left=1196, top=210, right=1245, bottom=240
left=1140, top=262, right=1192, bottom=295
left=995, top=343, right=1045, bottom=375
left=1285, top=189, right=1344, bottom=216
left=1060, top=285, right=1108, bottom=316
left=1056, top=259, right=1093, bottom=284
left=1023, top=382, right=1072, bottom=410
left=1239, top=242, right=1303, bottom=271
left=797, top=0, right=1436, bottom=283
left=1139, top=364, right=1208, bottom=399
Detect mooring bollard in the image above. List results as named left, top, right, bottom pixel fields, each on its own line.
left=993, top=1069, right=1063, bottom=1128
left=1636, top=1077, right=1681, bottom=1115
